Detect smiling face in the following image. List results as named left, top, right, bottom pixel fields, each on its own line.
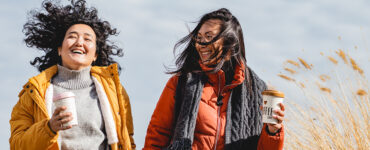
left=195, top=19, right=224, bottom=66
left=58, top=24, right=97, bottom=70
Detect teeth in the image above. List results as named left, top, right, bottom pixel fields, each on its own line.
left=72, top=50, right=84, bottom=54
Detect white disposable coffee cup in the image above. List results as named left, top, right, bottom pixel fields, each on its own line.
left=262, top=90, right=284, bottom=124
left=52, top=92, right=78, bottom=127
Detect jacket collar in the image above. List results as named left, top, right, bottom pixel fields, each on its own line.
left=26, top=64, right=119, bottom=96
left=198, top=61, right=245, bottom=91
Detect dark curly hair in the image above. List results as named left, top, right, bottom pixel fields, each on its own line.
left=23, top=0, right=123, bottom=72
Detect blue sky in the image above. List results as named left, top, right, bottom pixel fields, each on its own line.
left=0, top=0, right=369, bottom=149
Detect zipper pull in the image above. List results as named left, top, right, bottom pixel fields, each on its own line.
left=217, top=95, right=224, bottom=106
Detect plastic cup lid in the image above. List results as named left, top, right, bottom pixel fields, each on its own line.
left=53, top=92, right=75, bottom=101
left=262, top=90, right=285, bottom=98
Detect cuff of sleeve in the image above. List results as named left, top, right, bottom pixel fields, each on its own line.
left=263, top=124, right=284, bottom=141
left=265, top=124, right=281, bottom=136
left=43, top=119, right=58, bottom=139
left=259, top=124, right=285, bottom=150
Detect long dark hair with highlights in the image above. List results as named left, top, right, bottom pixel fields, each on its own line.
left=169, top=8, right=248, bottom=76
left=23, top=0, right=122, bottom=72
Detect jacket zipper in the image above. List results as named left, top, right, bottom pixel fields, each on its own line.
left=214, top=105, right=221, bottom=150
left=213, top=72, right=242, bottom=150
left=214, top=74, right=222, bottom=150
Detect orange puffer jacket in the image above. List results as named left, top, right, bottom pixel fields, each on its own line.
left=143, top=63, right=284, bottom=150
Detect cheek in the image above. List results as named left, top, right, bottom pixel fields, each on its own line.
left=195, top=44, right=201, bottom=52
left=61, top=39, right=74, bottom=50
left=88, top=46, right=96, bottom=53
left=205, top=44, right=217, bottom=53
left=214, top=41, right=223, bottom=50
left=86, top=43, right=97, bottom=53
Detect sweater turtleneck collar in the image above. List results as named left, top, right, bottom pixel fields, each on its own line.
left=52, top=65, right=93, bottom=90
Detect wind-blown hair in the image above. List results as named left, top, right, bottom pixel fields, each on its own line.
left=23, top=0, right=122, bottom=72
left=169, top=8, right=247, bottom=75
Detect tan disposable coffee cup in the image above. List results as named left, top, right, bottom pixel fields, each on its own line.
left=52, top=92, right=78, bottom=127
left=262, top=90, right=284, bottom=124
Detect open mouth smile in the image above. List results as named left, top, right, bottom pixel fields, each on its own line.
left=71, top=49, right=86, bottom=54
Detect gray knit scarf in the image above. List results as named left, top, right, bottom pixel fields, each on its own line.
left=166, top=67, right=267, bottom=150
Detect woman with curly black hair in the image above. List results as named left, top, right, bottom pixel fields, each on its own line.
left=10, top=0, right=135, bottom=149
left=144, top=8, right=285, bottom=150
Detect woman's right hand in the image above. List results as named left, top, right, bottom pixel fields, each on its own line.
left=48, top=106, right=73, bottom=133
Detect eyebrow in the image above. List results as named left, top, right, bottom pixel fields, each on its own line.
left=67, top=31, right=94, bottom=38
left=198, top=31, right=214, bottom=35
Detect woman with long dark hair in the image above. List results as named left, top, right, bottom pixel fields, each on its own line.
left=144, top=8, right=285, bottom=150
left=9, top=0, right=135, bottom=149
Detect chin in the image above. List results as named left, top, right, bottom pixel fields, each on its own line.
left=72, top=60, right=91, bottom=65
left=69, top=63, right=91, bottom=70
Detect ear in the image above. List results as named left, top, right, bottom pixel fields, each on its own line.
left=94, top=53, right=98, bottom=61
left=57, top=47, right=61, bottom=56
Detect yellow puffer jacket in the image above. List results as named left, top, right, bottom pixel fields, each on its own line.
left=9, top=64, right=135, bottom=150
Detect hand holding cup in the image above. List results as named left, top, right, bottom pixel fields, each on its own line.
left=261, top=90, right=285, bottom=133
left=48, top=106, right=73, bottom=133
left=267, top=103, right=285, bottom=133
left=48, top=92, right=78, bottom=133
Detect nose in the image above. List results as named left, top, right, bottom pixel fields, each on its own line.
left=199, top=37, right=209, bottom=43
left=197, top=37, right=209, bottom=48
left=75, top=37, right=84, bottom=46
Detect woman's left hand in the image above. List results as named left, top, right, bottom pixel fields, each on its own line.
left=267, top=103, right=285, bottom=133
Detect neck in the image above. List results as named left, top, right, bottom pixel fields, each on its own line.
left=52, top=65, right=93, bottom=90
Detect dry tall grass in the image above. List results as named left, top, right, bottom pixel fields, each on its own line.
left=278, top=48, right=369, bottom=149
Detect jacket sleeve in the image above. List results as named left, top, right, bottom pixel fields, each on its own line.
left=257, top=124, right=284, bottom=150
left=121, top=86, right=136, bottom=149
left=9, top=91, right=58, bottom=150
left=143, top=76, right=178, bottom=150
